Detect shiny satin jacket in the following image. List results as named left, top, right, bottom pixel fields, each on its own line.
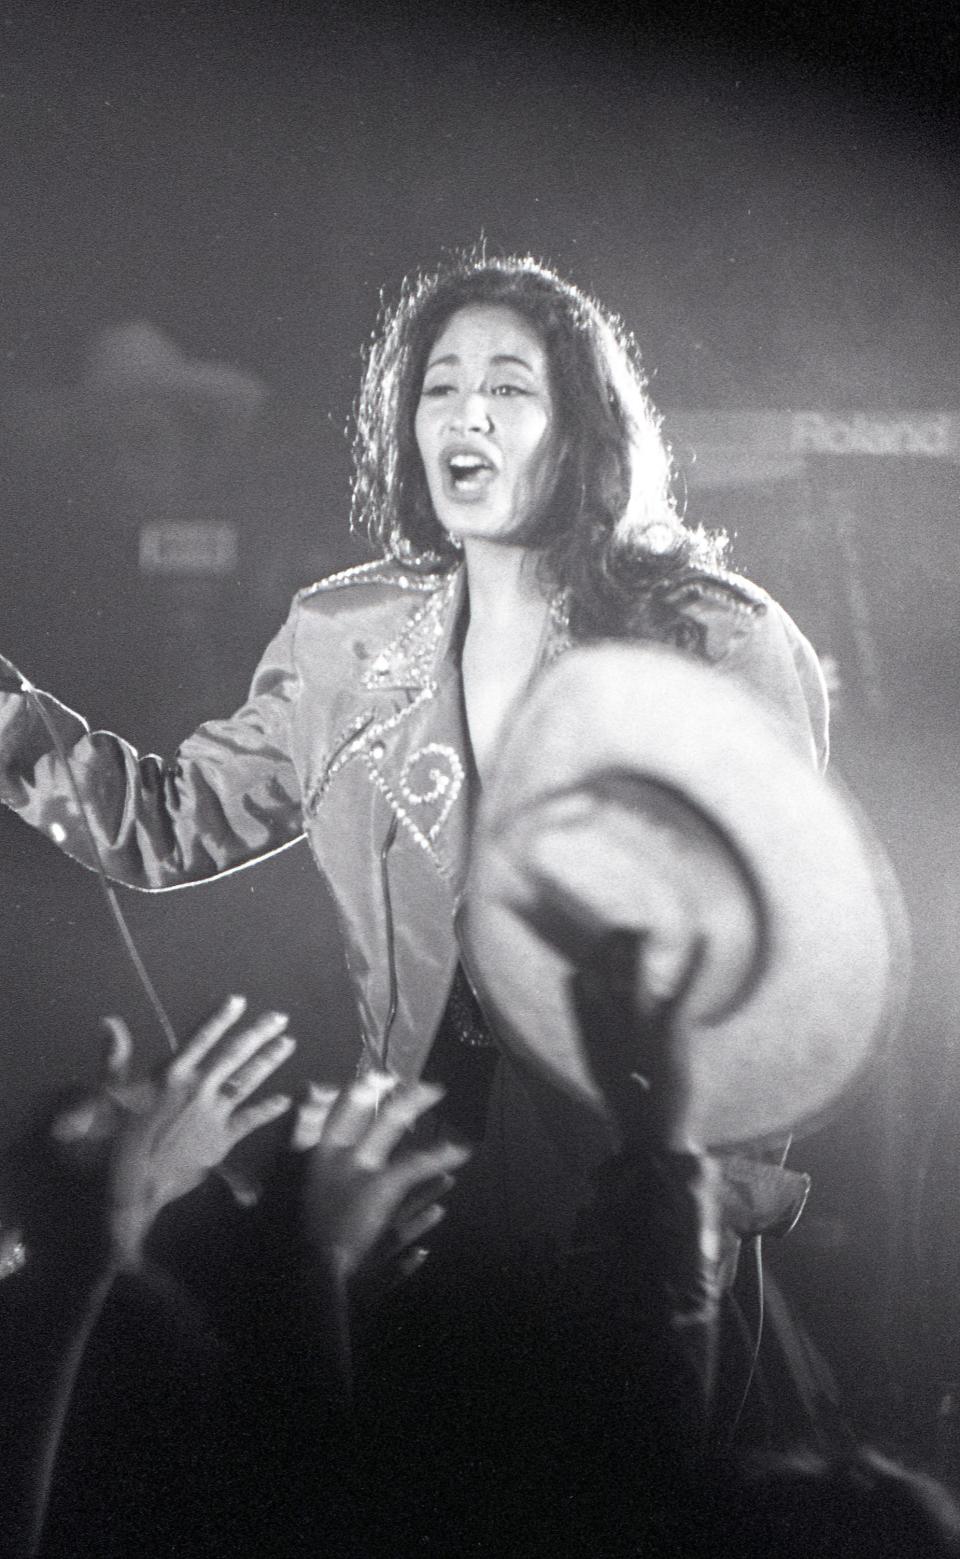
left=0, top=559, right=828, bottom=1084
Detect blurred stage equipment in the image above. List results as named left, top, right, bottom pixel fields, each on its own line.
left=668, top=409, right=959, bottom=490
left=668, top=407, right=960, bottom=719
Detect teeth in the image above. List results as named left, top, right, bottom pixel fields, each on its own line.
left=448, top=455, right=486, bottom=472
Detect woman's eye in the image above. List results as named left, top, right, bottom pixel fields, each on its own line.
left=492, top=383, right=529, bottom=397
left=421, top=382, right=454, bottom=398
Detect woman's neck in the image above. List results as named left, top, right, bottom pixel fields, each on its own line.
left=460, top=537, right=551, bottom=629
left=458, top=539, right=555, bottom=787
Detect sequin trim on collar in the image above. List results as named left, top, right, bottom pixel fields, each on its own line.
left=304, top=561, right=447, bottom=595
left=361, top=571, right=459, bottom=691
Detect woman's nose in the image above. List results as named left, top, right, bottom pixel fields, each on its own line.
left=449, top=390, right=493, bottom=434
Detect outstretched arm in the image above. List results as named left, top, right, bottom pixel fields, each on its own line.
left=0, top=601, right=305, bottom=891
left=563, top=931, right=722, bottom=1459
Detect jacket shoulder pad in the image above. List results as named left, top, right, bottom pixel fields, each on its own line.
left=657, top=568, right=769, bottom=617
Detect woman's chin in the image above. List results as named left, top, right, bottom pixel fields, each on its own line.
left=437, top=511, right=535, bottom=550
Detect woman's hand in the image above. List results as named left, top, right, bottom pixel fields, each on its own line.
left=52, top=996, right=295, bottom=1269
left=296, top=1072, right=470, bottom=1286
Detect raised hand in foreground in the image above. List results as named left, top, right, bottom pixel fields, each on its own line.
left=295, top=1071, right=470, bottom=1288
left=52, top=995, right=295, bottom=1268
left=1, top=997, right=294, bottom=1559
left=570, top=928, right=707, bottom=1152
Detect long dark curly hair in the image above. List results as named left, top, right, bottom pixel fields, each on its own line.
left=350, top=251, right=729, bottom=638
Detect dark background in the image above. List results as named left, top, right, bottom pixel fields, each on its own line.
left=1, top=0, right=959, bottom=1461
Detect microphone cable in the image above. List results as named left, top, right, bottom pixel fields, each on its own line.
left=9, top=660, right=180, bottom=1055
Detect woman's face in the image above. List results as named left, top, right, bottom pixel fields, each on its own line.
left=414, top=303, right=562, bottom=547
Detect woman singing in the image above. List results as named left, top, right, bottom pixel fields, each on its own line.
left=0, top=256, right=824, bottom=1505
left=0, top=249, right=835, bottom=1540
left=0, top=252, right=826, bottom=1079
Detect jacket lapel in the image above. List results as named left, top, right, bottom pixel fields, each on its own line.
left=359, top=567, right=472, bottom=897
left=321, top=568, right=571, bottom=899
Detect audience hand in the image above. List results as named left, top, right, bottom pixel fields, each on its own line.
left=296, top=1072, right=470, bottom=1286
left=571, top=928, right=706, bottom=1152
left=51, top=995, right=295, bottom=1267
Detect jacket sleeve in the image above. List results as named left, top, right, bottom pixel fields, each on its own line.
left=0, top=602, right=306, bottom=890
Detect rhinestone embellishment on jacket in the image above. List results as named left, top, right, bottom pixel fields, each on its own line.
left=361, top=573, right=458, bottom=691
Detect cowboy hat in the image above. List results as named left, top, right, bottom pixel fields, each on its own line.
left=458, top=643, right=906, bottom=1148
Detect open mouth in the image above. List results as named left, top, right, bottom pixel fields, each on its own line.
left=445, top=452, right=495, bottom=493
